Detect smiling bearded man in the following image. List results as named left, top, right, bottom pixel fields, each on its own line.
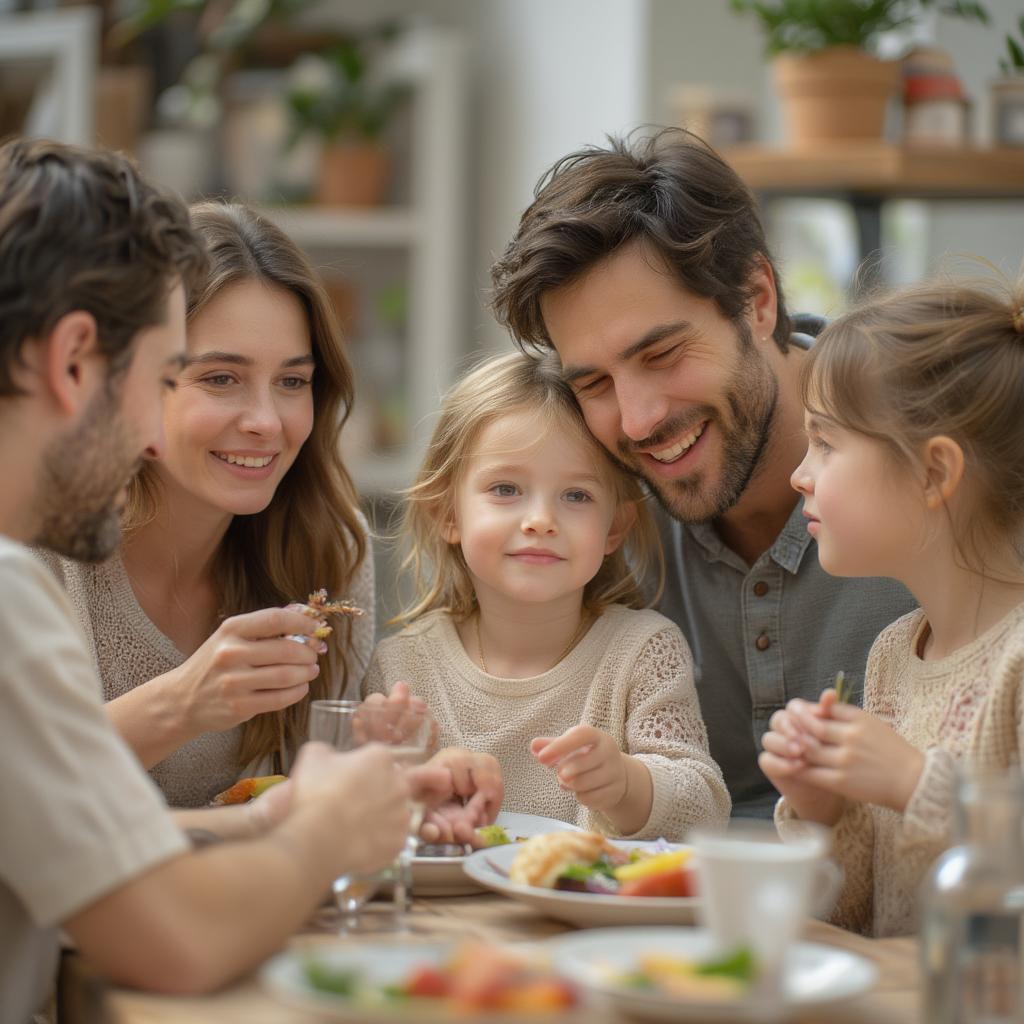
left=491, top=129, right=914, bottom=818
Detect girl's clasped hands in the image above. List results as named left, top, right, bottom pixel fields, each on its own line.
left=759, top=686, right=926, bottom=826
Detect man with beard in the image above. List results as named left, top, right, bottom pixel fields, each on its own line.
left=0, top=139, right=428, bottom=1024
left=490, top=130, right=914, bottom=817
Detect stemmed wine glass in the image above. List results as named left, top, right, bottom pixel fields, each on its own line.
left=308, top=699, right=432, bottom=931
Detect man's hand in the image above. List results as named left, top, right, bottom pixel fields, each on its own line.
left=286, top=741, right=410, bottom=876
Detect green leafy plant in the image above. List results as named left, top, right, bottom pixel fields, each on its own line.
left=999, top=15, right=1024, bottom=75
left=730, top=0, right=989, bottom=55
left=285, top=29, right=408, bottom=145
left=109, top=0, right=317, bottom=129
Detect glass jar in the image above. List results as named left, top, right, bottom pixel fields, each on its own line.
left=919, top=769, right=1024, bottom=1023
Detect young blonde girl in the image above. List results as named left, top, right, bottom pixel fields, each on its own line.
left=363, top=351, right=730, bottom=840
left=761, top=276, right=1024, bottom=937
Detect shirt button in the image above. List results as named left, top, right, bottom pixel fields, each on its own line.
left=755, top=632, right=771, bottom=651
left=753, top=581, right=769, bottom=597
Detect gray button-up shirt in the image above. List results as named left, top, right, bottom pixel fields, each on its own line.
left=657, top=500, right=915, bottom=818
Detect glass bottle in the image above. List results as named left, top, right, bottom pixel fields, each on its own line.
left=919, top=769, right=1024, bottom=1023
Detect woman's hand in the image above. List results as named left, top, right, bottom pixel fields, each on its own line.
left=173, top=606, right=327, bottom=734
left=775, top=690, right=925, bottom=814
left=107, top=605, right=330, bottom=769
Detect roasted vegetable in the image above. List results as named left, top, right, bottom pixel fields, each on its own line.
left=211, top=774, right=287, bottom=806
left=302, top=588, right=364, bottom=640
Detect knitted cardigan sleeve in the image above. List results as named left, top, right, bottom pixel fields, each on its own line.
left=593, top=624, right=731, bottom=841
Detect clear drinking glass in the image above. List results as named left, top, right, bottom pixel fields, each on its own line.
left=308, top=699, right=432, bottom=931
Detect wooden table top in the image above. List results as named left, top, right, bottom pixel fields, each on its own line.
left=61, top=893, right=920, bottom=1024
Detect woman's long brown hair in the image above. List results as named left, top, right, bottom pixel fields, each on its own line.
left=123, top=202, right=366, bottom=769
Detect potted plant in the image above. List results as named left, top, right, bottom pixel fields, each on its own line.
left=286, top=29, right=408, bottom=207
left=730, top=0, right=989, bottom=146
left=992, top=15, right=1024, bottom=146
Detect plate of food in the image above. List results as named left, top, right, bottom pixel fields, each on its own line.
left=545, top=927, right=878, bottom=1022
left=462, top=831, right=699, bottom=927
left=413, top=812, right=584, bottom=896
left=261, top=939, right=582, bottom=1021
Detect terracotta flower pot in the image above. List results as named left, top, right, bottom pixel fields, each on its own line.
left=316, top=141, right=391, bottom=206
left=774, top=46, right=899, bottom=147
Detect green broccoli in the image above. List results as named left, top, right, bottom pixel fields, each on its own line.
left=475, top=824, right=512, bottom=847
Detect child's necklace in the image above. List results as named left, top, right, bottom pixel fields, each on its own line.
left=475, top=611, right=592, bottom=675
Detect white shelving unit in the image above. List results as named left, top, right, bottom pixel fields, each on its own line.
left=0, top=7, right=99, bottom=145
left=258, top=23, right=469, bottom=495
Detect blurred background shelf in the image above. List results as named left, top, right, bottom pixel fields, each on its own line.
left=255, top=205, right=418, bottom=248
left=721, top=143, right=1024, bottom=196
left=723, top=143, right=1024, bottom=293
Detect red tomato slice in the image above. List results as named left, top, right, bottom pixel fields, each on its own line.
left=405, top=965, right=450, bottom=998
left=618, top=865, right=698, bottom=898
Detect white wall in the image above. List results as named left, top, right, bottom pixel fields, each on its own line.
left=474, top=0, right=649, bottom=349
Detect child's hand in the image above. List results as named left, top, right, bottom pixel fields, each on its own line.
left=760, top=699, right=845, bottom=826
left=360, top=682, right=439, bottom=751
left=531, top=726, right=630, bottom=811
left=428, top=747, right=504, bottom=824
left=781, top=690, right=925, bottom=813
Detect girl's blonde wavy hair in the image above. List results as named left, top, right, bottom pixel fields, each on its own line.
left=123, top=202, right=366, bottom=769
left=394, top=350, right=663, bottom=625
left=802, top=270, right=1024, bottom=574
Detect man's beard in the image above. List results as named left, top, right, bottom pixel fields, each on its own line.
left=611, top=322, right=779, bottom=524
left=34, top=384, right=140, bottom=562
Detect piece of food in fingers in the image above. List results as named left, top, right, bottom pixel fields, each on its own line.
left=301, top=588, right=364, bottom=639
left=509, top=831, right=623, bottom=888
left=211, top=774, right=287, bottom=805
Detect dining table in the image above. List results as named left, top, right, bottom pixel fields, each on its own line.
left=59, top=889, right=921, bottom=1024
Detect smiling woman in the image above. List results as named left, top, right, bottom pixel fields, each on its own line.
left=36, top=203, right=374, bottom=808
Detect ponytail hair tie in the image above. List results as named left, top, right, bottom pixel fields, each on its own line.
left=1014, top=306, right=1024, bottom=336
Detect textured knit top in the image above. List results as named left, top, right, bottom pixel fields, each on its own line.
left=35, top=519, right=375, bottom=809
left=363, top=605, right=731, bottom=840
left=777, top=602, right=1024, bottom=937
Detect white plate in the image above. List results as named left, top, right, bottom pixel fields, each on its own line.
left=546, top=926, right=878, bottom=1022
left=262, top=940, right=583, bottom=1022
left=413, top=811, right=583, bottom=896
left=462, top=840, right=700, bottom=927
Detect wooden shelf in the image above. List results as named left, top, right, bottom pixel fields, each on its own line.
left=254, top=205, right=417, bottom=248
left=720, top=144, right=1024, bottom=198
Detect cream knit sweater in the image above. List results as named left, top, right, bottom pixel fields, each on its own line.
left=777, top=602, right=1024, bottom=937
left=35, top=522, right=375, bottom=808
left=363, top=605, right=731, bottom=840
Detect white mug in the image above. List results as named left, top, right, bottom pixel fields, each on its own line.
left=689, top=820, right=842, bottom=995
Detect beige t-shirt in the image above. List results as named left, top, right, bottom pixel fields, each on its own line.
left=0, top=536, right=189, bottom=1024
left=364, top=605, right=731, bottom=840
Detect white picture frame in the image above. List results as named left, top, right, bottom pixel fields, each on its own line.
left=0, top=6, right=99, bottom=145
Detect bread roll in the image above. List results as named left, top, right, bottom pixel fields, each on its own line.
left=509, top=831, right=617, bottom=888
